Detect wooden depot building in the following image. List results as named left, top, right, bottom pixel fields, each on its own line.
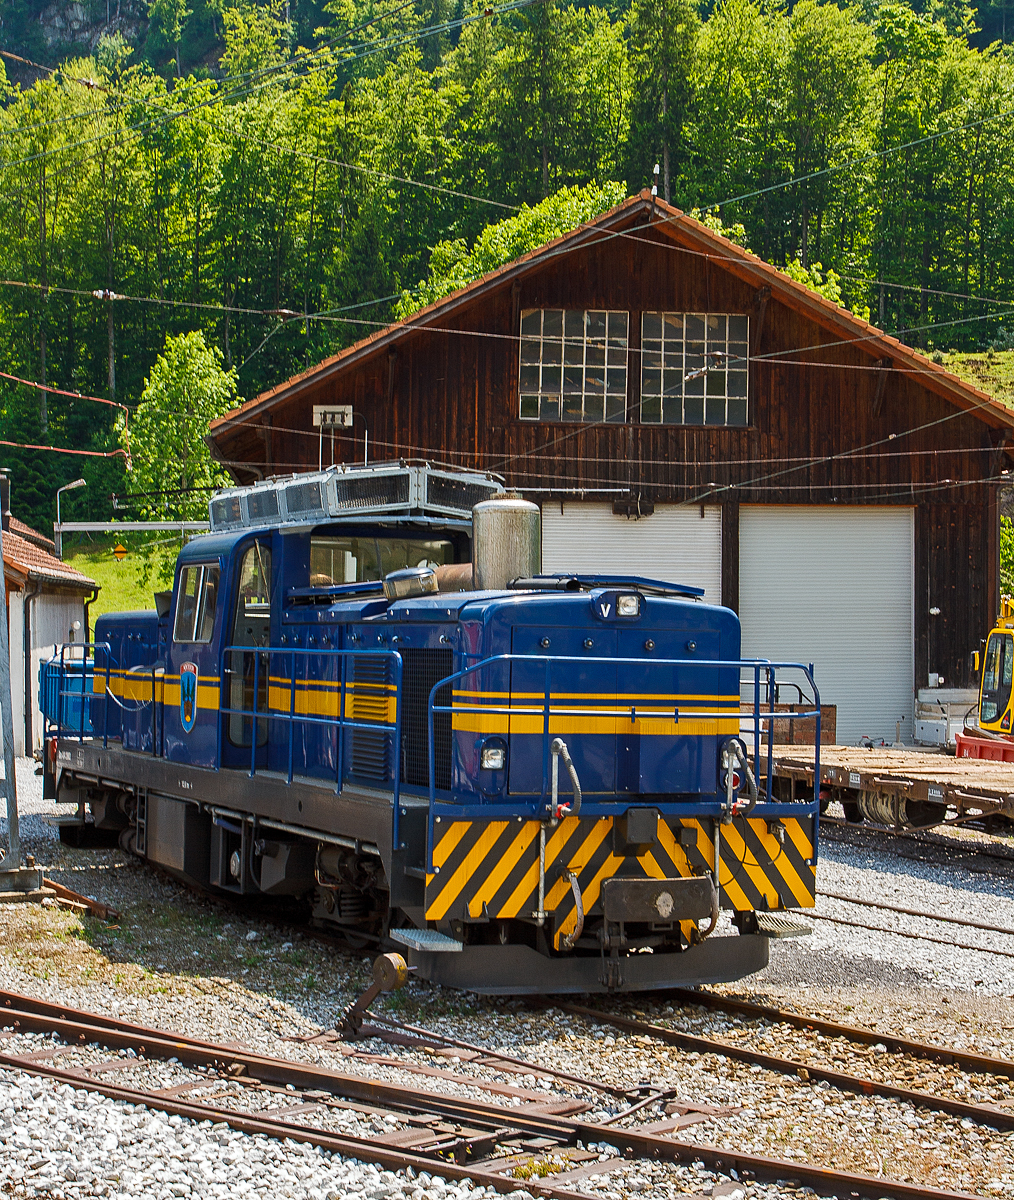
left=207, top=191, right=1014, bottom=744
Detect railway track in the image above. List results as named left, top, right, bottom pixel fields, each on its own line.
left=560, top=989, right=1014, bottom=1139
left=0, top=990, right=988, bottom=1200
left=821, top=816, right=1014, bottom=869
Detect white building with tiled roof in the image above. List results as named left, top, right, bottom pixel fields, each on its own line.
left=1, top=482, right=98, bottom=756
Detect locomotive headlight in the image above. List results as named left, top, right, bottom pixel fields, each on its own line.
left=481, top=745, right=506, bottom=771
left=617, top=593, right=640, bottom=617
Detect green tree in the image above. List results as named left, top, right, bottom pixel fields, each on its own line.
left=219, top=1, right=288, bottom=77
left=121, top=331, right=237, bottom=583
left=626, top=0, right=699, bottom=204
left=781, top=1, right=873, bottom=267
left=149, top=0, right=194, bottom=76
left=472, top=1, right=626, bottom=205
left=1001, top=514, right=1014, bottom=596
left=396, top=180, right=626, bottom=316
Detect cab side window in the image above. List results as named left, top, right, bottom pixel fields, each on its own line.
left=231, top=543, right=272, bottom=647
left=173, top=565, right=221, bottom=644
left=981, top=632, right=1014, bottom=722
left=227, top=542, right=272, bottom=748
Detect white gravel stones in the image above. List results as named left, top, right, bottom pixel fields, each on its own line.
left=765, top=817, right=1014, bottom=996
left=0, top=1066, right=506, bottom=1200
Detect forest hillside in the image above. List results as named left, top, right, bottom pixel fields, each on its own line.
left=2, top=0, right=1014, bottom=532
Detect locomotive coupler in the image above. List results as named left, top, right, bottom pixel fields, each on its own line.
left=336, top=952, right=413, bottom=1039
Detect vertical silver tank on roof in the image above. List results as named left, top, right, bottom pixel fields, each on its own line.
left=472, top=491, right=541, bottom=590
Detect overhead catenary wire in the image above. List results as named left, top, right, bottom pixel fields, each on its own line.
left=4, top=17, right=1010, bottom=360
left=4, top=22, right=1013, bottom=498
left=0, top=368, right=129, bottom=412
left=0, top=438, right=128, bottom=461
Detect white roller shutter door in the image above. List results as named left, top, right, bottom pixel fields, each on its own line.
left=541, top=502, right=722, bottom=601
left=739, top=506, right=914, bottom=744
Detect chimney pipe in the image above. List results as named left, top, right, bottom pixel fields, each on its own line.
left=0, top=470, right=10, bottom=532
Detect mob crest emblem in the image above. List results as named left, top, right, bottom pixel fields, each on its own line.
left=180, top=662, right=199, bottom=733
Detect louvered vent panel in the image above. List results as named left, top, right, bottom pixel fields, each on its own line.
left=348, top=655, right=392, bottom=782
left=426, top=475, right=499, bottom=515
left=333, top=472, right=410, bottom=511
left=285, top=480, right=325, bottom=516
left=211, top=496, right=242, bottom=527
left=246, top=489, right=279, bottom=522
left=399, top=649, right=453, bottom=790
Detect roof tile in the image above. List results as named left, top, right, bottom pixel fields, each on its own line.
left=2, top=528, right=97, bottom=589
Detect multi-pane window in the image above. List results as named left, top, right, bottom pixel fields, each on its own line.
left=519, top=309, right=628, bottom=423
left=640, top=313, right=749, bottom=426
left=173, top=565, right=220, bottom=643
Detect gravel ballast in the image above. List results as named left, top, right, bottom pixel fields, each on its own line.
left=4, top=758, right=1014, bottom=1199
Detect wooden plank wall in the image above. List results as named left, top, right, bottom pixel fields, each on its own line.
left=214, top=216, right=1004, bottom=687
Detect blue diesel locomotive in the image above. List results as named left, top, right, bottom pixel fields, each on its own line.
left=42, top=461, right=819, bottom=993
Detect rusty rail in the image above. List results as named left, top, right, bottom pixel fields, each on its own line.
left=0, top=990, right=995, bottom=1200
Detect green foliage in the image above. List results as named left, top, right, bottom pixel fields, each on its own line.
left=2, top=0, right=1014, bottom=540
left=122, top=331, right=237, bottom=583
left=1002, top=515, right=1014, bottom=596
left=396, top=181, right=627, bottom=316
left=688, top=208, right=751, bottom=249
left=65, top=542, right=159, bottom=619
left=220, top=1, right=289, bottom=76
left=149, top=0, right=195, bottom=72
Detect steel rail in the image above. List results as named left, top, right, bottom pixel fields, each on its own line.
left=808, top=910, right=1014, bottom=958
left=561, top=1004, right=1014, bottom=1129
left=365, top=1013, right=630, bottom=1098
left=817, top=890, right=1014, bottom=938
left=661, top=988, right=1014, bottom=1078
left=1, top=988, right=615, bottom=1101
left=821, top=818, right=1014, bottom=866
left=0, top=994, right=987, bottom=1200
left=0, top=1046, right=581, bottom=1200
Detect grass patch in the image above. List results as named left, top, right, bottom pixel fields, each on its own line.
left=63, top=538, right=158, bottom=620
left=938, top=349, right=1014, bottom=410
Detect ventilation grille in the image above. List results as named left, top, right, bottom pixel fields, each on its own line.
left=426, top=475, right=499, bottom=515
left=400, top=648, right=453, bottom=790
left=247, top=489, right=279, bottom=522
left=285, top=480, right=325, bottom=516
left=348, top=655, right=392, bottom=783
left=333, top=472, right=411, bottom=511
left=211, top=496, right=242, bottom=527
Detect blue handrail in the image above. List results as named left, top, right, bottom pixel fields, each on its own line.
left=425, top=653, right=821, bottom=870
left=40, top=642, right=113, bottom=746
left=218, top=645, right=404, bottom=830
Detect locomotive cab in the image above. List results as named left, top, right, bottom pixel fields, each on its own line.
left=42, top=462, right=821, bottom=994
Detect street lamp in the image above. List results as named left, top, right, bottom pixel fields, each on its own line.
left=55, top=478, right=87, bottom=560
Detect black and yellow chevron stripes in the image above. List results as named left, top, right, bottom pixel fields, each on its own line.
left=425, top=814, right=815, bottom=948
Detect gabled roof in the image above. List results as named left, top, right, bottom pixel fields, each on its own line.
left=2, top=526, right=97, bottom=591
left=210, top=190, right=1014, bottom=437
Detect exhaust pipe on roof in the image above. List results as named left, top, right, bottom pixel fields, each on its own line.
left=472, top=491, right=541, bottom=591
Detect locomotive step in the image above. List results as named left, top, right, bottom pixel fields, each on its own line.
left=755, top=911, right=812, bottom=938
left=389, top=928, right=464, bottom=952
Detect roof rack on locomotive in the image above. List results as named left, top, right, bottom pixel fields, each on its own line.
left=41, top=461, right=820, bottom=994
